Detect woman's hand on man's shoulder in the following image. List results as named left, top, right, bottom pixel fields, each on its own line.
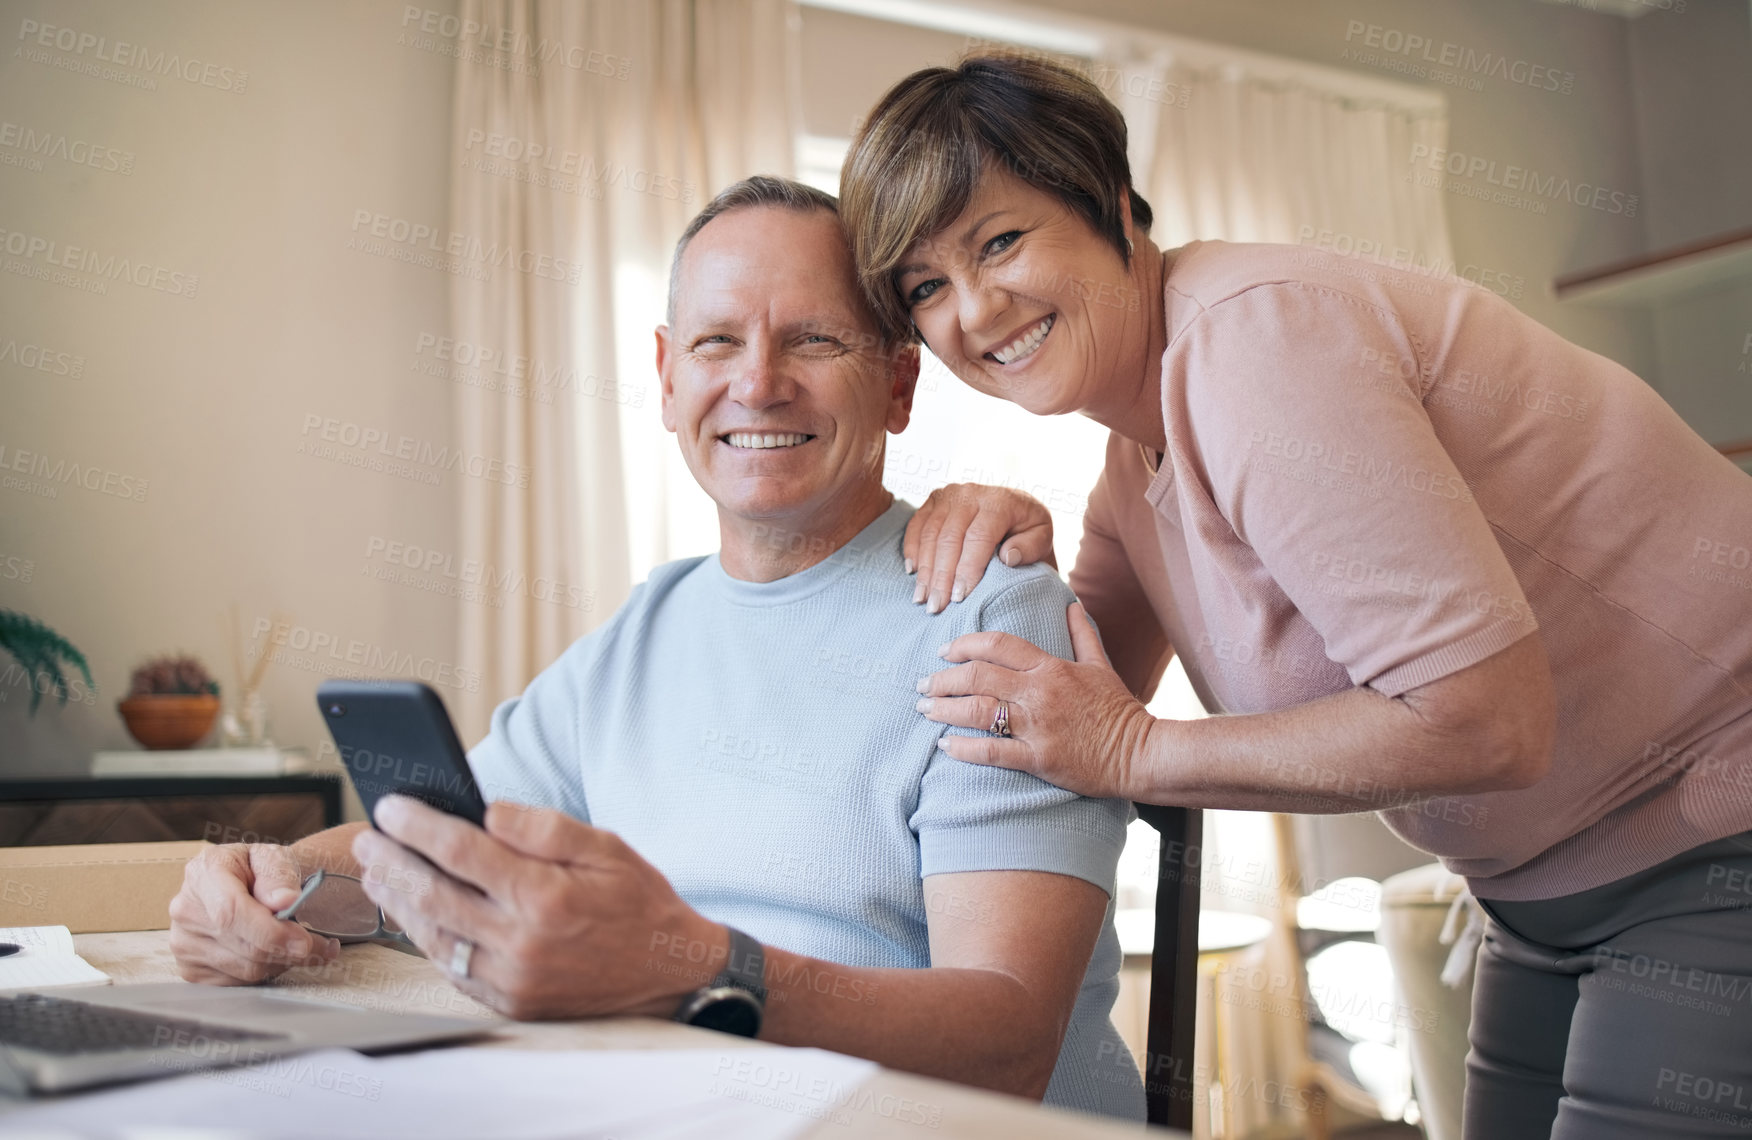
left=903, top=484, right=1056, bottom=613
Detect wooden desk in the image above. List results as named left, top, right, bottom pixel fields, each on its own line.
left=40, top=930, right=1179, bottom=1139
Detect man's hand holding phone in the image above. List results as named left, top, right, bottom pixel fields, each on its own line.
left=352, top=795, right=724, bottom=1021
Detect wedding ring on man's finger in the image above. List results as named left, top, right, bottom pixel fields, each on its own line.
left=449, top=936, right=475, bottom=980
left=989, top=702, right=1012, bottom=737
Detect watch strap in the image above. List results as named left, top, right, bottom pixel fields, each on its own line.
left=716, top=926, right=766, bottom=1003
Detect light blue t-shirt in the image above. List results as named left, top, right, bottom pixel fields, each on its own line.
left=468, top=500, right=1146, bottom=1120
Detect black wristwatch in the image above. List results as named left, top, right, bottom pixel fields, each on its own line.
left=673, top=926, right=766, bottom=1038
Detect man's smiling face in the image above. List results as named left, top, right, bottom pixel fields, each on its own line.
left=658, top=206, right=915, bottom=531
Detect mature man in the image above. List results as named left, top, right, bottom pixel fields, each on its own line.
left=168, top=177, right=1145, bottom=1120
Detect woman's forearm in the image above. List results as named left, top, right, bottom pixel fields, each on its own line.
left=1134, top=656, right=1552, bottom=812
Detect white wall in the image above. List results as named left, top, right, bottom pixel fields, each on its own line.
left=1, top=0, right=459, bottom=774
left=1628, top=0, right=1752, bottom=446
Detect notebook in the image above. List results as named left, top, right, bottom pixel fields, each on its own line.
left=0, top=925, right=113, bottom=989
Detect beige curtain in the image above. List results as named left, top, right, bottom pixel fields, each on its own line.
left=1113, top=51, right=1454, bottom=263
left=449, top=0, right=801, bottom=742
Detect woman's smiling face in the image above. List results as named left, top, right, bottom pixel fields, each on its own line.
left=894, top=166, right=1140, bottom=418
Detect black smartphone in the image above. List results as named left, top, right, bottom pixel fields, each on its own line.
left=316, top=680, right=487, bottom=827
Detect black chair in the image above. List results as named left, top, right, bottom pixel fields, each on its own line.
left=1136, top=804, right=1202, bottom=1130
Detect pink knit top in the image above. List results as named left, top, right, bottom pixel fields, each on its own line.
left=1070, top=240, right=1752, bottom=900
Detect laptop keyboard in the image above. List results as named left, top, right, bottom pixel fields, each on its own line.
left=0, top=993, right=289, bottom=1055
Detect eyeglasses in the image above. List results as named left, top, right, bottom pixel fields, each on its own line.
left=274, top=869, right=415, bottom=946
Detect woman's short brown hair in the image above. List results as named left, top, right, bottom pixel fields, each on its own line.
left=839, top=53, right=1153, bottom=341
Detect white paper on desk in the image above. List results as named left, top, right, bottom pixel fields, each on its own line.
left=0, top=1045, right=881, bottom=1139
left=0, top=926, right=111, bottom=989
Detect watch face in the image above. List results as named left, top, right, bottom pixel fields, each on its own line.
left=688, top=988, right=763, bottom=1037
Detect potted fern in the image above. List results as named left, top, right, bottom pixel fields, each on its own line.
left=118, top=655, right=221, bottom=749
left=0, top=610, right=95, bottom=714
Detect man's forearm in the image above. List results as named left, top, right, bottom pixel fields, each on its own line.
left=759, top=946, right=1061, bottom=1099
left=638, top=931, right=1064, bottom=1100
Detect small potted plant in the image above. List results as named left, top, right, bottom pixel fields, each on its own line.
left=118, top=655, right=221, bottom=750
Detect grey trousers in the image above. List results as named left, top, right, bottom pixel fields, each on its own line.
left=1463, top=830, right=1752, bottom=1139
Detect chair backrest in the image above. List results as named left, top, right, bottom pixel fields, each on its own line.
left=1136, top=803, right=1202, bottom=1130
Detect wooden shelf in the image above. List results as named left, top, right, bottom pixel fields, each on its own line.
left=1554, top=226, right=1752, bottom=305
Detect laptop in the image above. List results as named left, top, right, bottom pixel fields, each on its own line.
left=0, top=982, right=493, bottom=1096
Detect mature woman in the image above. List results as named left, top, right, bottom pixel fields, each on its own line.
left=838, top=55, right=1752, bottom=1140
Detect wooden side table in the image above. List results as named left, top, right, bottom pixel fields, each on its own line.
left=0, top=774, right=344, bottom=847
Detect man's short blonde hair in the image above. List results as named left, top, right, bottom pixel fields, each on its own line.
left=839, top=53, right=1153, bottom=342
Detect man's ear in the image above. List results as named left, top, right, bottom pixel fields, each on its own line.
left=885, top=341, right=921, bottom=435
left=655, top=324, right=677, bottom=433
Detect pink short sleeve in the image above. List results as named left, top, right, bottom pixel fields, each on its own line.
left=1169, top=283, right=1538, bottom=696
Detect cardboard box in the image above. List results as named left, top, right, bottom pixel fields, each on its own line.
left=0, top=841, right=208, bottom=933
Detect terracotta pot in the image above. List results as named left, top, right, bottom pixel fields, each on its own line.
left=118, top=694, right=220, bottom=750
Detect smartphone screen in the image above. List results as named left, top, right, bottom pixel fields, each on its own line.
left=316, top=680, right=487, bottom=826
